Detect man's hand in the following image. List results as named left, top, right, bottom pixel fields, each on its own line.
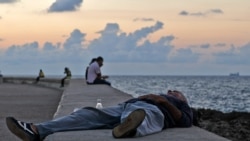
left=139, top=94, right=166, bottom=104
left=102, top=75, right=109, bottom=79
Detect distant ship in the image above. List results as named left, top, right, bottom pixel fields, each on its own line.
left=229, top=72, right=240, bottom=77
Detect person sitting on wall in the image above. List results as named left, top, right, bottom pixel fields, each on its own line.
left=86, top=56, right=111, bottom=86
left=85, top=58, right=97, bottom=82
left=35, top=69, right=45, bottom=83
left=61, top=67, right=71, bottom=87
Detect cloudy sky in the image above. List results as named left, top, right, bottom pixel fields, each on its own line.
left=0, top=0, right=250, bottom=76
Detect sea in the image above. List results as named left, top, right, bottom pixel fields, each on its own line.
left=105, top=75, right=250, bottom=113
left=6, top=75, right=249, bottom=113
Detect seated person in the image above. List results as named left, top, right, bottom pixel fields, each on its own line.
left=86, top=56, right=111, bottom=86
left=61, top=67, right=71, bottom=87
left=35, top=69, right=45, bottom=83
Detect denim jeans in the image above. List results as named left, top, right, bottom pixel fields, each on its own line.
left=36, top=101, right=164, bottom=139
left=93, top=78, right=111, bottom=86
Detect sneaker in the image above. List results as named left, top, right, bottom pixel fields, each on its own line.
left=112, top=109, right=146, bottom=138
left=6, top=117, right=40, bottom=141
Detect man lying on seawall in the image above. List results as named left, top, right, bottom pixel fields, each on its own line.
left=6, top=90, right=194, bottom=141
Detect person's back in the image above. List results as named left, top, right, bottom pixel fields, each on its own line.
left=65, top=68, right=72, bottom=78
left=39, top=70, right=45, bottom=78
left=87, top=61, right=100, bottom=83
left=85, top=58, right=97, bottom=80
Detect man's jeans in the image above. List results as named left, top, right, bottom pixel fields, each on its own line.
left=93, top=79, right=111, bottom=86
left=36, top=101, right=164, bottom=139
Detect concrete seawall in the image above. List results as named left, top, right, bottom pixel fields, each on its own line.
left=45, top=79, right=230, bottom=141
left=2, top=76, right=69, bottom=90
left=0, top=80, right=62, bottom=141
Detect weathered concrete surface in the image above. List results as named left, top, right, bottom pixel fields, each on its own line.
left=46, top=79, right=230, bottom=141
left=3, top=76, right=69, bottom=90
left=0, top=83, right=62, bottom=141
left=0, top=76, right=3, bottom=84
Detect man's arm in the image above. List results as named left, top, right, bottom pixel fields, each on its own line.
left=96, top=73, right=102, bottom=79
left=139, top=94, right=182, bottom=122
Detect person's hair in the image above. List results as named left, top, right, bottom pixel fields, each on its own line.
left=177, top=91, right=188, bottom=103
left=96, top=56, right=103, bottom=62
left=65, top=67, right=70, bottom=71
left=89, top=58, right=97, bottom=65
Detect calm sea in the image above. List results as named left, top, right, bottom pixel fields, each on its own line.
left=9, top=75, right=249, bottom=113
left=107, top=75, right=250, bottom=113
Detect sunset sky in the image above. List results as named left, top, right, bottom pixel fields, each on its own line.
left=0, top=0, right=250, bottom=75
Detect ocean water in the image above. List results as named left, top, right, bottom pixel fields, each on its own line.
left=108, top=75, right=250, bottom=113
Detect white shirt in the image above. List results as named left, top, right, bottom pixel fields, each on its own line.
left=87, top=62, right=101, bottom=83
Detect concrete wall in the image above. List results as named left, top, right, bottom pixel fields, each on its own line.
left=0, top=76, right=3, bottom=84
left=2, top=76, right=70, bottom=90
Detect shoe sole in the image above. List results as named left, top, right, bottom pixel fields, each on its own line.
left=112, top=109, right=146, bottom=138
left=6, top=117, right=32, bottom=141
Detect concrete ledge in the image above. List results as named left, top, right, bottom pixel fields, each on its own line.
left=53, top=79, right=131, bottom=118
left=2, top=77, right=69, bottom=90
left=45, top=79, right=230, bottom=141
left=37, top=78, right=69, bottom=90
left=3, top=76, right=36, bottom=84
left=0, top=76, right=3, bottom=84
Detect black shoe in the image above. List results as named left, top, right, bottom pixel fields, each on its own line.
left=112, top=109, right=146, bottom=138
left=6, top=117, right=40, bottom=141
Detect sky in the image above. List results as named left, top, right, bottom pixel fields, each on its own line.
left=0, top=0, right=250, bottom=76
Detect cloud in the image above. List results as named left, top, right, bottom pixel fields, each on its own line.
left=63, top=29, right=86, bottom=50
left=48, top=0, right=83, bottom=13
left=1, top=20, right=250, bottom=75
left=200, top=44, right=210, bottom=49
left=215, top=43, right=226, bottom=47
left=89, top=21, right=167, bottom=62
left=96, top=23, right=120, bottom=34
left=0, top=21, right=175, bottom=74
left=0, top=16, right=2, bottom=19
left=168, top=48, right=200, bottom=63
left=133, top=18, right=155, bottom=22
left=3, top=42, right=40, bottom=64
left=0, top=0, right=18, bottom=4
left=179, top=9, right=223, bottom=17
left=0, top=38, right=3, bottom=41
left=179, top=11, right=189, bottom=16
left=213, top=43, right=250, bottom=65
left=210, top=9, right=223, bottom=14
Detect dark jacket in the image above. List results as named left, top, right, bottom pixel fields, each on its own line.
left=125, top=95, right=193, bottom=129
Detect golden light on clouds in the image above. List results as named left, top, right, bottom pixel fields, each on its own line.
left=0, top=0, right=250, bottom=48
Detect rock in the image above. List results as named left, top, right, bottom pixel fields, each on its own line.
left=195, top=108, right=250, bottom=141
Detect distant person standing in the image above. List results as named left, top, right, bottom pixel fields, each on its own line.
left=36, top=69, right=45, bottom=83
left=61, top=67, right=72, bottom=87
left=87, top=56, right=111, bottom=86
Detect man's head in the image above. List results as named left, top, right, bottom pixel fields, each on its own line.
left=96, top=56, right=104, bottom=67
left=167, top=90, right=188, bottom=103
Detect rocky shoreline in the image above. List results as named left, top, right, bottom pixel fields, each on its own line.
left=195, top=109, right=250, bottom=141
